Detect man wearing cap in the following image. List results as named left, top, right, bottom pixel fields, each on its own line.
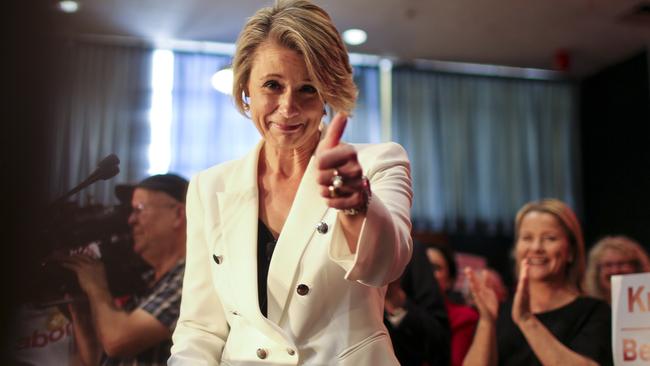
left=62, top=173, right=188, bottom=366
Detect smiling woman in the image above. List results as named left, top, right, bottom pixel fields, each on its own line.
left=512, top=199, right=585, bottom=291
left=245, top=41, right=324, bottom=151
left=586, top=235, right=650, bottom=304
left=169, top=1, right=413, bottom=365
left=463, top=199, right=613, bottom=366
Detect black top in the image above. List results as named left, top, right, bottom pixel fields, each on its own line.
left=257, top=219, right=277, bottom=317
left=496, top=296, right=613, bottom=366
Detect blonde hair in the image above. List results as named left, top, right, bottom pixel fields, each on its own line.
left=585, top=235, right=650, bottom=301
left=514, top=198, right=586, bottom=292
left=232, top=0, right=357, bottom=116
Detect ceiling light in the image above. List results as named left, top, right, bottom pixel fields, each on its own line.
left=211, top=68, right=233, bottom=95
left=58, top=0, right=80, bottom=13
left=342, top=29, right=367, bottom=46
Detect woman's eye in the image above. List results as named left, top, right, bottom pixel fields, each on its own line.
left=263, top=80, right=281, bottom=90
left=300, top=85, right=318, bottom=94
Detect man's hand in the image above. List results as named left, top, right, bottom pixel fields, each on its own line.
left=60, top=255, right=110, bottom=297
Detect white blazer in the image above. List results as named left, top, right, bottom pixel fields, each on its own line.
left=170, top=140, right=413, bottom=366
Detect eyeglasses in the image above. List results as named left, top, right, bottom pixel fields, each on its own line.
left=599, top=260, right=638, bottom=271
left=130, top=202, right=177, bottom=217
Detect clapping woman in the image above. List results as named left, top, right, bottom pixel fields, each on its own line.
left=463, top=199, right=613, bottom=366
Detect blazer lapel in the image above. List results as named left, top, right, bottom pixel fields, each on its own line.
left=266, top=156, right=330, bottom=324
left=215, top=141, right=260, bottom=318
left=214, top=140, right=296, bottom=345
left=215, top=188, right=258, bottom=310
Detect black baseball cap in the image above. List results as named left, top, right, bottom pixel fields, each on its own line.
left=115, top=173, right=189, bottom=204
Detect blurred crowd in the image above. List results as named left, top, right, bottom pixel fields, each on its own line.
left=7, top=188, right=649, bottom=366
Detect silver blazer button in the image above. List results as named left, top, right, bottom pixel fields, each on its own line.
left=316, top=221, right=328, bottom=234
left=212, top=254, right=223, bottom=264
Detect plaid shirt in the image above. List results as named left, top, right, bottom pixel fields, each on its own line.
left=101, top=259, right=185, bottom=366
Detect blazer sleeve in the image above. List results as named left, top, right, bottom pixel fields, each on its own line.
left=329, top=142, right=413, bottom=287
left=169, top=174, right=229, bottom=365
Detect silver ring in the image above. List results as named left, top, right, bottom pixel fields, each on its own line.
left=332, top=174, right=344, bottom=189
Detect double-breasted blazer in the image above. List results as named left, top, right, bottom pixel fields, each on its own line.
left=170, top=139, right=413, bottom=366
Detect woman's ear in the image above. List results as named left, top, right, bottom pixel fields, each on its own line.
left=242, top=92, right=251, bottom=111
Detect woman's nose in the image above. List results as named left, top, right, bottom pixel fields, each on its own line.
left=530, top=238, right=544, bottom=250
left=279, top=91, right=299, bottom=118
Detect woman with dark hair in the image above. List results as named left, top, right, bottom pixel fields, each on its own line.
left=426, top=243, right=478, bottom=366
left=463, top=199, right=613, bottom=366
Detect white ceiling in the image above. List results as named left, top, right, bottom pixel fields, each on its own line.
left=52, top=0, right=650, bottom=78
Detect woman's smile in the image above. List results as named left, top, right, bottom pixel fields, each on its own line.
left=526, top=257, right=549, bottom=265
left=269, top=122, right=304, bottom=132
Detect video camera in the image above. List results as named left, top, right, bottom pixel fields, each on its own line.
left=17, top=155, right=149, bottom=306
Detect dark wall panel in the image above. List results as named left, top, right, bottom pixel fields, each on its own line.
left=580, top=51, right=650, bottom=249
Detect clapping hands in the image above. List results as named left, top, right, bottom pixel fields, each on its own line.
left=465, top=267, right=499, bottom=324
left=511, top=260, right=533, bottom=325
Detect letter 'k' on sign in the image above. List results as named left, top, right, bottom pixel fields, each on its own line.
left=627, top=285, right=648, bottom=313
